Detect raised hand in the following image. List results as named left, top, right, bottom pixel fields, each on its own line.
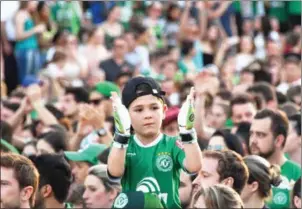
left=178, top=87, right=195, bottom=133
left=111, top=92, right=131, bottom=136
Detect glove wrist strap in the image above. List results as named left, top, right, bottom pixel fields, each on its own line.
left=179, top=129, right=197, bottom=143
left=113, top=132, right=130, bottom=145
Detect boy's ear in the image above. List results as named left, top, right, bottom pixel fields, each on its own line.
left=162, top=104, right=168, bottom=120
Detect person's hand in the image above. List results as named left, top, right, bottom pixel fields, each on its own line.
left=111, top=92, right=131, bottom=136
left=20, top=97, right=33, bottom=115
left=79, top=104, right=105, bottom=130
left=178, top=87, right=195, bottom=133
left=35, top=24, right=46, bottom=34
left=185, top=0, right=192, bottom=8
left=194, top=73, right=220, bottom=96
left=196, top=1, right=206, bottom=10
left=26, top=84, right=42, bottom=106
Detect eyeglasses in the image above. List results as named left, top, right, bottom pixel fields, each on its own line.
left=89, top=98, right=103, bottom=105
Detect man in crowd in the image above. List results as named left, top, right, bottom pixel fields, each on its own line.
left=30, top=154, right=72, bottom=209
left=192, top=150, right=249, bottom=195
left=1, top=152, right=39, bottom=208
left=249, top=109, right=301, bottom=209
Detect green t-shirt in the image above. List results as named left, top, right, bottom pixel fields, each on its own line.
left=288, top=1, right=301, bottom=15
left=266, top=159, right=301, bottom=209
left=50, top=2, right=81, bottom=35
left=121, top=134, right=186, bottom=209
left=269, top=1, right=288, bottom=23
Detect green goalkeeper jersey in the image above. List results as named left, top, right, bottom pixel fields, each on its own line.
left=121, top=133, right=186, bottom=209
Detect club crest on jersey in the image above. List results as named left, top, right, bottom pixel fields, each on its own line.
left=156, top=154, right=173, bottom=172
left=113, top=193, right=128, bottom=208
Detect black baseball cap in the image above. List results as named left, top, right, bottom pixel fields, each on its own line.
left=122, top=77, right=165, bottom=108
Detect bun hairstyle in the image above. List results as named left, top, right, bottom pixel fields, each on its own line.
left=244, top=155, right=282, bottom=199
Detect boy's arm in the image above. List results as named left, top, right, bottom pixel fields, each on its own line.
left=178, top=88, right=202, bottom=174
left=107, top=92, right=131, bottom=178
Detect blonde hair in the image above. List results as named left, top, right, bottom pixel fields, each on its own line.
left=88, top=165, right=121, bottom=193
left=192, top=184, right=244, bottom=209
left=243, top=155, right=281, bottom=200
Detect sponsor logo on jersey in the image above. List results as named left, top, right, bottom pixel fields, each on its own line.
left=136, top=177, right=161, bottom=193
left=156, top=154, right=173, bottom=172
left=126, top=153, right=136, bottom=157
left=114, top=193, right=128, bottom=208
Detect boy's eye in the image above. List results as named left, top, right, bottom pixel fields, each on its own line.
left=152, top=106, right=159, bottom=110
left=135, top=108, right=143, bottom=112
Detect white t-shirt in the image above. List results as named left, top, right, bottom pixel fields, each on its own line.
left=0, top=1, right=19, bottom=41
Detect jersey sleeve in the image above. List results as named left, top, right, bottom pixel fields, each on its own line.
left=171, top=139, right=186, bottom=171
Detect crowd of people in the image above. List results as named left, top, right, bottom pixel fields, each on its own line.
left=1, top=1, right=301, bottom=209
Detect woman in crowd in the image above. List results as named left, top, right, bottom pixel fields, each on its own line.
left=15, top=1, right=45, bottom=83
left=83, top=164, right=121, bottom=208
left=99, top=6, right=123, bottom=50
left=191, top=184, right=244, bottom=209
left=241, top=155, right=282, bottom=209
left=80, top=27, right=111, bottom=72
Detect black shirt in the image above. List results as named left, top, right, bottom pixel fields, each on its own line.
left=99, top=58, right=135, bottom=82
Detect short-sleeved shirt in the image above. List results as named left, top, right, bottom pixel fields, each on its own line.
left=121, top=134, right=186, bottom=209
left=266, top=159, right=301, bottom=209
left=99, top=58, right=135, bottom=82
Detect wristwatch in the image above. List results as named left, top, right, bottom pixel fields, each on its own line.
left=96, top=128, right=107, bottom=137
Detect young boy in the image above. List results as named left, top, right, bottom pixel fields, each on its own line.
left=108, top=77, right=202, bottom=209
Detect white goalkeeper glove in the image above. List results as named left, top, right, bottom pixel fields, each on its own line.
left=178, top=87, right=197, bottom=143
left=111, top=92, right=131, bottom=136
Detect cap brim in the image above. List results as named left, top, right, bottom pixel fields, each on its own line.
left=64, top=151, right=88, bottom=162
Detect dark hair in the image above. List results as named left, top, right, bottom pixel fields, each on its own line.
left=247, top=82, right=277, bottom=104
left=254, top=109, right=289, bottom=146
left=65, top=184, right=86, bottom=207
left=2, top=101, right=20, bottom=112
left=244, top=155, right=281, bottom=199
left=9, top=90, right=25, bottom=99
left=276, top=91, right=288, bottom=106
left=37, top=1, right=46, bottom=13
left=287, top=85, right=301, bottom=105
left=261, top=16, right=272, bottom=39
left=216, top=90, right=232, bottom=102
left=203, top=150, right=249, bottom=194
left=29, top=154, right=72, bottom=203
left=235, top=122, right=251, bottom=153
left=38, top=131, right=67, bottom=153
left=131, top=23, right=148, bottom=40
left=230, top=93, right=256, bottom=116
left=166, top=3, right=180, bottom=22
left=0, top=120, right=13, bottom=144
left=211, top=130, right=245, bottom=156
left=50, top=49, right=67, bottom=63
left=292, top=177, right=301, bottom=209
left=1, top=153, right=39, bottom=208
left=65, top=87, right=89, bottom=103
left=181, top=39, right=194, bottom=56
left=280, top=102, right=299, bottom=118
left=289, top=114, right=301, bottom=136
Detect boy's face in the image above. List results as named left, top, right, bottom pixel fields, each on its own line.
left=129, top=95, right=166, bottom=139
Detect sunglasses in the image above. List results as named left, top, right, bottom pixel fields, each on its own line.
left=89, top=98, right=103, bottom=105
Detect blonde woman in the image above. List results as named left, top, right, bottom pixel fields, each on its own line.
left=191, top=184, right=244, bottom=209
left=241, top=155, right=282, bottom=209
